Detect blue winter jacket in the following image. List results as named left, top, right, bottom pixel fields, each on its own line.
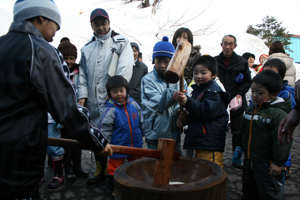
left=141, top=67, right=187, bottom=145
left=100, top=97, right=144, bottom=158
left=183, top=80, right=230, bottom=152
left=278, top=80, right=296, bottom=108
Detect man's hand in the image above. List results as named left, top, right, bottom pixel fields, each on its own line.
left=278, top=109, right=300, bottom=144
left=236, top=95, right=242, bottom=99
left=78, top=98, right=86, bottom=107
left=269, top=163, right=281, bottom=176
left=99, top=144, right=113, bottom=157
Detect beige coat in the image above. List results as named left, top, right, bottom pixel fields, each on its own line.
left=264, top=52, right=296, bottom=87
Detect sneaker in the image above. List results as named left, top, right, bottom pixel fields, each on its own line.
left=48, top=176, right=64, bottom=188
left=232, top=163, right=243, bottom=169
left=87, top=173, right=107, bottom=184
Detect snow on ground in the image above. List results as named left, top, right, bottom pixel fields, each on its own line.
left=0, top=0, right=299, bottom=80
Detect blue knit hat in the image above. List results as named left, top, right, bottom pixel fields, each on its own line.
left=152, top=36, right=175, bottom=64
left=13, top=0, right=61, bottom=30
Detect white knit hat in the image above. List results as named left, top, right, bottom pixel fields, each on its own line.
left=13, top=0, right=61, bottom=29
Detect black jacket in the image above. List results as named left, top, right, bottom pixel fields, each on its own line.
left=183, top=80, right=230, bottom=152
left=215, top=52, right=252, bottom=115
left=129, top=60, right=148, bottom=106
left=0, top=21, right=108, bottom=199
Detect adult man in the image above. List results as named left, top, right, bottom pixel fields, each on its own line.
left=215, top=35, right=252, bottom=168
left=0, top=1, right=111, bottom=199
left=77, top=8, right=134, bottom=184
left=129, top=42, right=148, bottom=106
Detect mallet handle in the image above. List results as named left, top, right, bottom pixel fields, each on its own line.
left=48, top=137, right=180, bottom=160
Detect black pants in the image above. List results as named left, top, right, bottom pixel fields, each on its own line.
left=230, top=112, right=244, bottom=153
left=241, top=158, right=284, bottom=200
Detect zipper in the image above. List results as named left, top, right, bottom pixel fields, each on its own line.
left=247, top=103, right=262, bottom=159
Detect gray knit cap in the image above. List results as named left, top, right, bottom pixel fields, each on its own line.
left=13, top=0, right=61, bottom=30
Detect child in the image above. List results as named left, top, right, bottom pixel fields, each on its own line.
left=263, top=58, right=296, bottom=180
left=141, top=36, right=187, bottom=152
left=100, top=75, right=144, bottom=197
left=236, top=70, right=292, bottom=199
left=174, top=55, right=230, bottom=167
left=0, top=1, right=111, bottom=199
left=58, top=39, right=89, bottom=181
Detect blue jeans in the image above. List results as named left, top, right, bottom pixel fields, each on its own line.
left=47, top=123, right=64, bottom=159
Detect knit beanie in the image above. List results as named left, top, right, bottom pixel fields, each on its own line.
left=130, top=42, right=140, bottom=52
left=242, top=52, right=255, bottom=61
left=152, top=36, right=175, bottom=64
left=58, top=41, right=77, bottom=58
left=13, top=0, right=61, bottom=30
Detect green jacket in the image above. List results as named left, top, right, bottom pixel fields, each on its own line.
left=237, top=97, right=292, bottom=166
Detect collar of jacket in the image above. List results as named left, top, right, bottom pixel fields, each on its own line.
left=217, top=51, right=239, bottom=68
left=9, top=20, right=44, bottom=39
left=152, top=67, right=165, bottom=82
left=107, top=97, right=131, bottom=107
left=191, top=79, right=214, bottom=91
left=93, top=28, right=112, bottom=42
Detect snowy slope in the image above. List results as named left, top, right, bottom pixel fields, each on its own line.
left=0, top=0, right=298, bottom=80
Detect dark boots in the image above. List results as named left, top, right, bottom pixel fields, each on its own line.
left=72, top=148, right=89, bottom=178
left=64, top=148, right=76, bottom=182
left=87, top=154, right=107, bottom=184
left=48, top=157, right=64, bottom=188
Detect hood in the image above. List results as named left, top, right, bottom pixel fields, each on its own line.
left=9, top=20, right=44, bottom=39
left=252, top=97, right=291, bottom=113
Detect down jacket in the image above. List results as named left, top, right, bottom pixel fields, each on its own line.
left=183, top=80, right=230, bottom=152
left=237, top=97, right=292, bottom=166
left=100, top=97, right=144, bottom=158
left=141, top=67, right=187, bottom=144
left=0, top=21, right=108, bottom=199
left=78, top=28, right=134, bottom=125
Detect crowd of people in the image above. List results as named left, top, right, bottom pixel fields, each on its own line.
left=0, top=0, right=298, bottom=200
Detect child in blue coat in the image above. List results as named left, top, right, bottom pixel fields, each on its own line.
left=174, top=55, right=230, bottom=167
left=100, top=75, right=144, bottom=197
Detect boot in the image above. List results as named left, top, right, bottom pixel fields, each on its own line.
left=64, top=148, right=76, bottom=182
left=48, top=157, right=64, bottom=188
left=107, top=174, right=115, bottom=198
left=87, top=154, right=107, bottom=184
left=72, top=148, right=89, bottom=178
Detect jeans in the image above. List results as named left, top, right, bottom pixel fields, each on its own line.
left=47, top=123, right=64, bottom=159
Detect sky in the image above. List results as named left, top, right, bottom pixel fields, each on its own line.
left=0, top=0, right=299, bottom=77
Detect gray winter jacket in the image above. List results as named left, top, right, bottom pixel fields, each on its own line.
left=141, top=67, right=187, bottom=144
left=78, top=29, right=134, bottom=125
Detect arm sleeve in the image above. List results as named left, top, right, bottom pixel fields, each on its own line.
left=271, top=111, right=292, bottom=166
left=116, top=41, right=134, bottom=82
left=31, top=45, right=107, bottom=152
left=237, top=63, right=252, bottom=97
left=99, top=107, right=115, bottom=143
left=77, top=51, right=88, bottom=100
left=184, top=91, right=225, bottom=120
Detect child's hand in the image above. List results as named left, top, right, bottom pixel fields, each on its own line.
left=173, top=90, right=187, bottom=105
left=176, top=110, right=187, bottom=128
left=269, top=163, right=281, bottom=176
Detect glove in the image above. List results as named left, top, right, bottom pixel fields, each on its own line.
left=232, top=146, right=243, bottom=165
